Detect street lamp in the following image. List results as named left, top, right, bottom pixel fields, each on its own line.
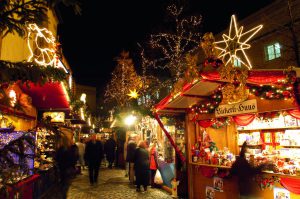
left=124, top=115, right=137, bottom=126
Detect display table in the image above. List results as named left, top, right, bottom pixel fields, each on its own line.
left=33, top=167, right=57, bottom=199
left=4, top=174, right=40, bottom=199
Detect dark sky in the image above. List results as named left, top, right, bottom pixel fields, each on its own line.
left=57, top=0, right=273, bottom=93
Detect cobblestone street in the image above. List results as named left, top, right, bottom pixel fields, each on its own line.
left=45, top=168, right=172, bottom=199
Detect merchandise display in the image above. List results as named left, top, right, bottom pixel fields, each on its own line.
left=0, top=131, right=35, bottom=185
left=34, top=127, right=56, bottom=171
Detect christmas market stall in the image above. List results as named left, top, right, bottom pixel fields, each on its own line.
left=135, top=115, right=186, bottom=193
left=154, top=15, right=300, bottom=199
left=0, top=84, right=39, bottom=198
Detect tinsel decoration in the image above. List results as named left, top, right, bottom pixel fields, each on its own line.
left=200, top=33, right=223, bottom=71
left=201, top=33, right=218, bottom=58
left=221, top=83, right=249, bottom=104
left=184, top=53, right=200, bottom=83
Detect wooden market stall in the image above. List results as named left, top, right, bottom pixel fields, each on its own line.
left=153, top=14, right=300, bottom=199
left=155, top=68, right=300, bottom=199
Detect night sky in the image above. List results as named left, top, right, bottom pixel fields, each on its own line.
left=57, top=0, right=273, bottom=93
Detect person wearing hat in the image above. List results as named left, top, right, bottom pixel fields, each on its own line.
left=84, top=133, right=104, bottom=185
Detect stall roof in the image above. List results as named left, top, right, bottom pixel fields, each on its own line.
left=20, top=82, right=70, bottom=110
left=155, top=69, right=300, bottom=113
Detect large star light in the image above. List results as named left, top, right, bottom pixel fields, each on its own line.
left=127, top=89, right=139, bottom=99
left=215, top=15, right=263, bottom=69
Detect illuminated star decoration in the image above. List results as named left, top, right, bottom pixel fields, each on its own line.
left=27, top=23, right=57, bottom=67
left=215, top=15, right=263, bottom=69
left=127, top=89, right=139, bottom=99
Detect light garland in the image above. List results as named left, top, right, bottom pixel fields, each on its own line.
left=215, top=15, right=263, bottom=69
left=190, top=90, right=222, bottom=115
left=140, top=4, right=202, bottom=83
left=248, top=84, right=293, bottom=100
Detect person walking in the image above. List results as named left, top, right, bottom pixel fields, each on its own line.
left=104, top=134, right=117, bottom=169
left=149, top=142, right=158, bottom=188
left=134, top=141, right=150, bottom=192
left=126, top=135, right=137, bottom=182
left=76, top=138, right=86, bottom=172
left=84, top=133, right=104, bottom=185
left=56, top=137, right=75, bottom=199
left=230, top=141, right=274, bottom=199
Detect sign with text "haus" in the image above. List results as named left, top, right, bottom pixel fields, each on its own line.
left=215, top=99, right=257, bottom=117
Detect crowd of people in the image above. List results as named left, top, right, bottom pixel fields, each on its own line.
left=55, top=131, right=160, bottom=198
left=124, top=134, right=160, bottom=192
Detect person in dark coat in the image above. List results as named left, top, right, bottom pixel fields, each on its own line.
left=84, top=133, right=104, bottom=185
left=134, top=141, right=150, bottom=192
left=56, top=137, right=75, bottom=199
left=126, top=136, right=137, bottom=182
left=104, top=135, right=116, bottom=168
left=230, top=141, right=273, bottom=199
left=70, top=142, right=79, bottom=175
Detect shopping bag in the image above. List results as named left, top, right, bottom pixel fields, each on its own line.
left=154, top=169, right=163, bottom=185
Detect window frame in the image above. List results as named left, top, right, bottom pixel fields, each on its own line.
left=265, top=42, right=281, bottom=61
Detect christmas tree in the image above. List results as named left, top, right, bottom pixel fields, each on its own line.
left=105, top=51, right=142, bottom=107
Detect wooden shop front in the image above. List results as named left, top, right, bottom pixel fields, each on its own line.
left=155, top=69, right=300, bottom=199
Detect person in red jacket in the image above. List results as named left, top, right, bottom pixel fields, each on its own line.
left=149, top=142, right=158, bottom=188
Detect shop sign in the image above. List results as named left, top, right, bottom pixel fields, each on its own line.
left=43, top=112, right=65, bottom=123
left=215, top=99, right=257, bottom=117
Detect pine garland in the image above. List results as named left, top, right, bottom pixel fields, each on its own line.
left=0, top=60, right=66, bottom=86
left=0, top=0, right=48, bottom=38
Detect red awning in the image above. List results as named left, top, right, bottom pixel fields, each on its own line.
left=20, top=82, right=69, bottom=110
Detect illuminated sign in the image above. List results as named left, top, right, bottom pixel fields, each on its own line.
left=43, top=112, right=65, bottom=123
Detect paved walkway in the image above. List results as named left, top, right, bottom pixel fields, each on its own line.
left=45, top=168, right=172, bottom=199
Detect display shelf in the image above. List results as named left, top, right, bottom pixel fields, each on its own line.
left=238, top=144, right=262, bottom=147
left=190, top=162, right=231, bottom=169
left=262, top=170, right=300, bottom=179
left=281, top=145, right=300, bottom=148
left=237, top=126, right=300, bottom=131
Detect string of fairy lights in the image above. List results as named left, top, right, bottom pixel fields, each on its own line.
left=141, top=4, right=202, bottom=83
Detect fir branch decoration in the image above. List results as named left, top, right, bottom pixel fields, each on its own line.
left=0, top=60, right=66, bottom=85
left=0, top=0, right=48, bottom=38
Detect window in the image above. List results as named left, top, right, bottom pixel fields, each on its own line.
left=265, top=42, right=281, bottom=61
left=234, top=58, right=241, bottom=67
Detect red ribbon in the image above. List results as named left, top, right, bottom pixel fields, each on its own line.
left=154, top=112, right=186, bottom=163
